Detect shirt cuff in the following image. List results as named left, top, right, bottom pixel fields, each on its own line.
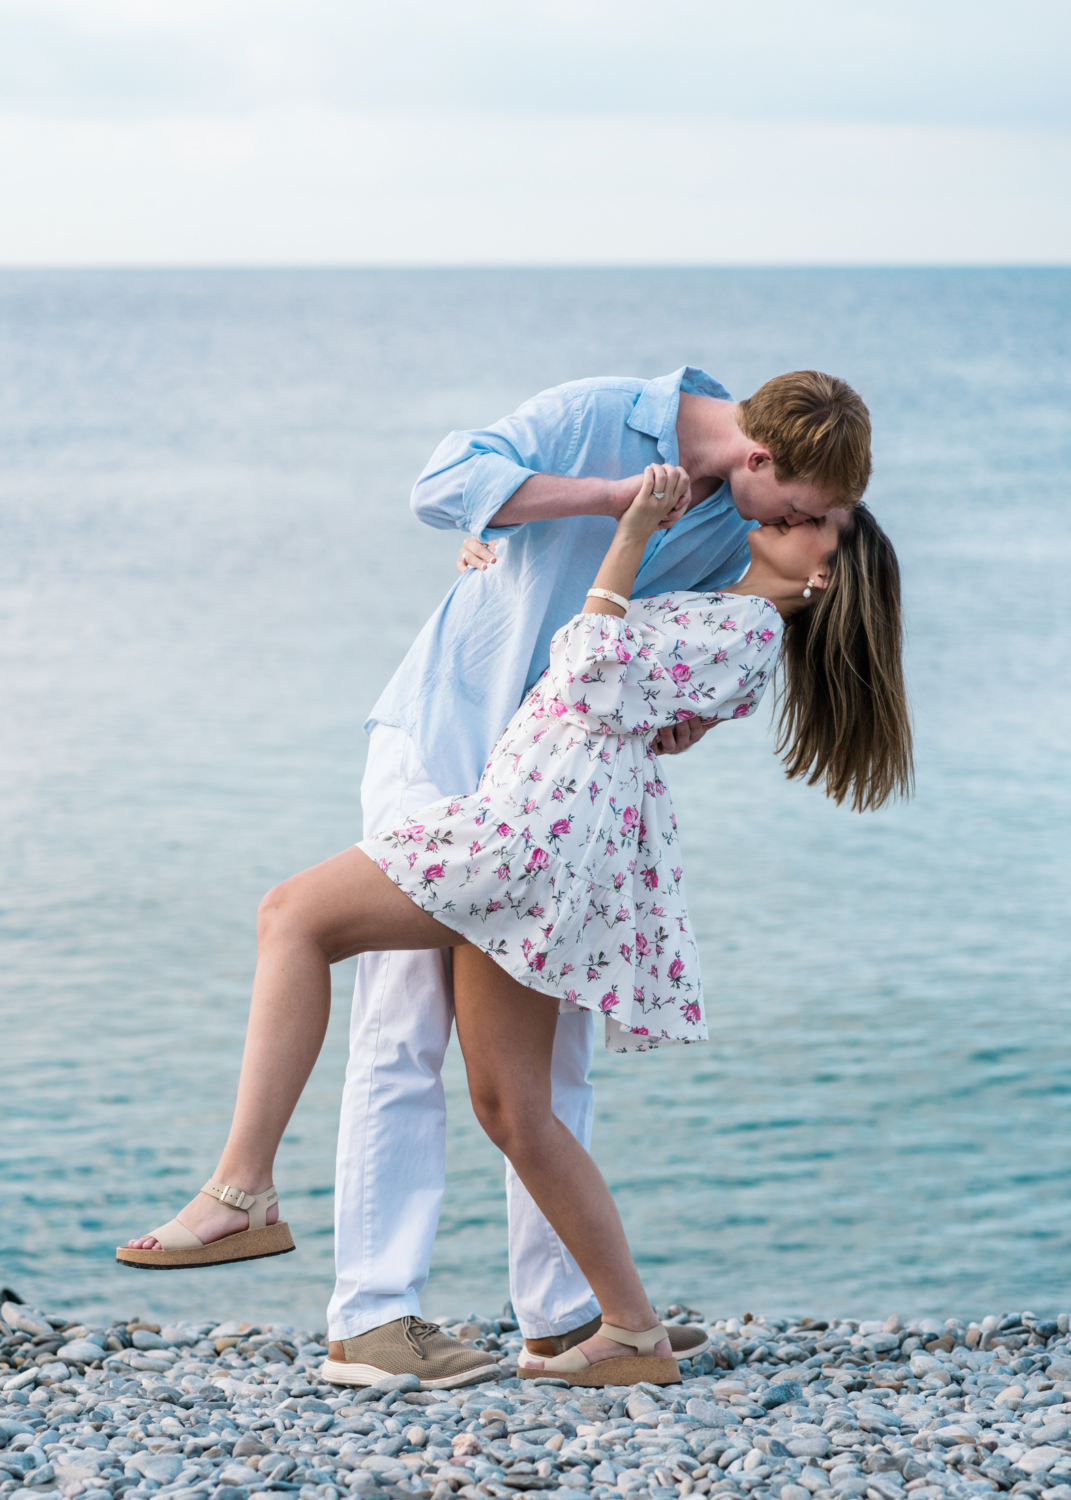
left=463, top=453, right=539, bottom=541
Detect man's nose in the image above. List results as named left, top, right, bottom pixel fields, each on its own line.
left=782, top=513, right=809, bottom=526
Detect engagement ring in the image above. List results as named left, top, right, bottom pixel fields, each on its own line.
left=653, top=490, right=666, bottom=499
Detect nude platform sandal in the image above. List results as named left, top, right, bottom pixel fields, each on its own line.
left=115, top=1180, right=295, bottom=1269
left=517, top=1321, right=680, bottom=1386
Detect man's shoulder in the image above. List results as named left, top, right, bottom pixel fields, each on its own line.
left=519, top=374, right=647, bottom=413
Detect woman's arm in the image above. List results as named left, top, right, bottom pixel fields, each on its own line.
left=581, top=465, right=689, bottom=616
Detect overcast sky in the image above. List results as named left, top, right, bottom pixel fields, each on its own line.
left=0, top=0, right=1068, bottom=265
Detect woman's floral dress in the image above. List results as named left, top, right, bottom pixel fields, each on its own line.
left=362, top=592, right=782, bottom=1051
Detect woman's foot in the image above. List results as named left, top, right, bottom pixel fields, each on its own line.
left=524, top=1327, right=671, bottom=1368
left=126, top=1180, right=278, bottom=1251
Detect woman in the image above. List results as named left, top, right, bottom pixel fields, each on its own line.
left=118, top=465, right=911, bottom=1387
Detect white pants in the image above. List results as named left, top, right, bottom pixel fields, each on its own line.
left=326, top=725, right=601, bottom=1341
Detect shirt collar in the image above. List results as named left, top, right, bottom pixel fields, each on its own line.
left=626, top=366, right=733, bottom=461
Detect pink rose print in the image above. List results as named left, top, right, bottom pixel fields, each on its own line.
left=642, top=867, right=658, bottom=890
left=759, top=628, right=775, bottom=643
left=447, top=801, right=461, bottom=815
left=599, top=990, right=619, bottom=1012
left=674, top=708, right=696, bottom=722
left=619, top=942, right=632, bottom=963
left=550, top=818, right=571, bottom=838
left=495, top=863, right=510, bottom=880
left=621, top=805, right=639, bottom=831
left=486, top=900, right=502, bottom=913
left=525, top=847, right=550, bottom=872
left=631, top=1026, right=649, bottom=1037
left=668, top=956, right=685, bottom=987
left=670, top=662, right=691, bottom=684
left=560, top=963, right=574, bottom=977
left=672, top=866, right=682, bottom=882
left=719, top=617, right=738, bottom=631
left=426, top=839, right=438, bottom=853
left=376, top=857, right=390, bottom=873
left=400, top=824, right=426, bottom=843
left=732, top=702, right=752, bottom=718
left=614, top=641, right=632, bottom=663
left=682, top=1001, right=701, bottom=1024
left=550, top=697, right=569, bottom=717
left=635, top=934, right=650, bottom=955
left=496, top=822, right=513, bottom=837
left=613, top=872, right=626, bottom=890
left=424, top=864, right=444, bottom=881
left=589, top=780, right=600, bottom=803
left=469, top=841, right=481, bottom=856
left=713, top=648, right=728, bottom=663
left=529, top=952, right=546, bottom=972
left=523, top=798, right=537, bottom=813
left=526, top=904, right=545, bottom=918
left=605, top=838, right=617, bottom=857
left=565, top=989, right=579, bottom=1004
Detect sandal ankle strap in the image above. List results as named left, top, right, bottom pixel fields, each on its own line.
left=200, top=1179, right=278, bottom=1231
left=598, top=1322, right=669, bottom=1357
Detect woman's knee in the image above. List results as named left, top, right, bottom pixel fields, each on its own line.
left=256, top=877, right=304, bottom=946
left=468, top=1077, right=549, bottom=1156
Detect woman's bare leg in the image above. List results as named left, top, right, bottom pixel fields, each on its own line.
left=452, top=945, right=670, bottom=1366
left=127, top=849, right=462, bottom=1249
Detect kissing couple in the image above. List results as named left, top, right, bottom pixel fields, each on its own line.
left=119, top=366, right=912, bottom=1392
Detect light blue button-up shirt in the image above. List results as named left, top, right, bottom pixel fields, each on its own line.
left=366, top=367, right=755, bottom=796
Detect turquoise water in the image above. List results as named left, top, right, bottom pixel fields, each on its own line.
left=1, top=269, right=1069, bottom=1331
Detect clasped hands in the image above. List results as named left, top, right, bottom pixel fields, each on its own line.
left=455, top=464, right=710, bottom=758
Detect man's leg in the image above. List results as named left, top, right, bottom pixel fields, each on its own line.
left=326, top=726, right=454, bottom=1340
left=505, top=1007, right=602, bottom=1339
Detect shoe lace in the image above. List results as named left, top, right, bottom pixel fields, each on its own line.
left=401, top=1316, right=443, bottom=1356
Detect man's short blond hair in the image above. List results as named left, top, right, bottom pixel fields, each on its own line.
left=736, top=371, right=872, bottom=508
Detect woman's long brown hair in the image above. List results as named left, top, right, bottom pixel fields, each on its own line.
left=776, top=505, right=913, bottom=812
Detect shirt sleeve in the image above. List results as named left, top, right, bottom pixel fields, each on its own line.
left=543, top=598, right=782, bottom=737
left=409, top=385, right=582, bottom=541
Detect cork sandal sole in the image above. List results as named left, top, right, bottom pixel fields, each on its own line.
left=519, top=1354, right=680, bottom=1386
left=116, top=1221, right=295, bottom=1269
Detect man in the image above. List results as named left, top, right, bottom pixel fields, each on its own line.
left=325, top=367, right=871, bottom=1386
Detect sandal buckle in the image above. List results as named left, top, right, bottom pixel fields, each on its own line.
left=219, top=1184, right=249, bottom=1210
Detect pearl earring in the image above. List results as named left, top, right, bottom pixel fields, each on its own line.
left=803, top=578, right=814, bottom=599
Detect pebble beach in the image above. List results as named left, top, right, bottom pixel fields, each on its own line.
left=4, top=1305, right=1071, bottom=1500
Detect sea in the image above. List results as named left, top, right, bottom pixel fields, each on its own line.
left=1, top=268, right=1069, bottom=1334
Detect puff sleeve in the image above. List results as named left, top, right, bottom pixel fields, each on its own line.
left=544, top=594, right=782, bottom=737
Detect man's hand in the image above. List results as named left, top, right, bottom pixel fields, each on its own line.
left=653, top=719, right=711, bottom=755
left=457, top=538, right=498, bottom=572
left=609, top=469, right=692, bottom=526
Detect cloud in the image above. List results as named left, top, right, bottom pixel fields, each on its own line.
left=0, top=0, right=1066, bottom=264
left=0, top=109, right=1067, bottom=266
left=0, top=0, right=1068, bottom=129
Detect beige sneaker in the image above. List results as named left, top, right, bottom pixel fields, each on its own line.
left=322, top=1316, right=501, bottom=1390
left=524, top=1314, right=712, bottom=1363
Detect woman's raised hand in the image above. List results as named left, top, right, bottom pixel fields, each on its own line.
left=619, top=465, right=690, bottom=540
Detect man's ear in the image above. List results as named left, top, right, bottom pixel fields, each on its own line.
left=745, top=446, right=773, bottom=473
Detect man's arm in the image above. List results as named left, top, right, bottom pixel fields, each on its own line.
left=486, top=472, right=637, bottom=527
left=411, top=384, right=667, bottom=539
